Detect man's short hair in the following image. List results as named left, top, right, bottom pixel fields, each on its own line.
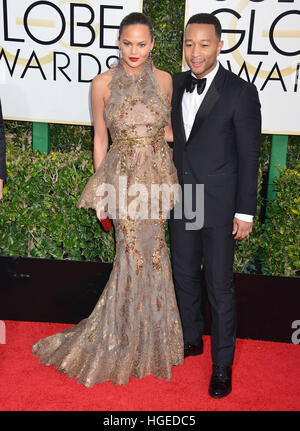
left=186, top=13, right=222, bottom=40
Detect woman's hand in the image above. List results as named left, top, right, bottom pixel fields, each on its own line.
left=96, top=206, right=106, bottom=221
left=96, top=207, right=112, bottom=231
left=164, top=123, right=174, bottom=143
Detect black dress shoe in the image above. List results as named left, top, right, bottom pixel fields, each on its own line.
left=209, top=365, right=232, bottom=399
left=184, top=339, right=203, bottom=358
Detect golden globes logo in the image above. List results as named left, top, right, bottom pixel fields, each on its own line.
left=0, top=0, right=123, bottom=83
left=214, top=0, right=299, bottom=92
left=217, top=0, right=299, bottom=92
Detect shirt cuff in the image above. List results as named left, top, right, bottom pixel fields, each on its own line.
left=234, top=213, right=253, bottom=223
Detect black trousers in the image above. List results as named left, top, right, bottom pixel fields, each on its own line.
left=169, top=209, right=236, bottom=366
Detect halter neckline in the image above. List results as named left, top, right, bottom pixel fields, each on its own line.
left=118, top=57, right=152, bottom=79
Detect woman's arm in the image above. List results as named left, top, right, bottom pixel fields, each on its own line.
left=162, top=72, right=174, bottom=143
left=164, top=121, right=174, bottom=143
left=154, top=69, right=174, bottom=143
left=90, top=75, right=109, bottom=171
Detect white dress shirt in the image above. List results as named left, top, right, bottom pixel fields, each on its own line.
left=182, top=62, right=253, bottom=223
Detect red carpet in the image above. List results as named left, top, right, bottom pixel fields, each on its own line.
left=0, top=320, right=299, bottom=411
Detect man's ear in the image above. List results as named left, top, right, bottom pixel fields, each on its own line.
left=217, top=39, right=224, bottom=56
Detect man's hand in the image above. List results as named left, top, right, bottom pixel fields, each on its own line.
left=0, top=179, right=3, bottom=200
left=232, top=217, right=253, bottom=240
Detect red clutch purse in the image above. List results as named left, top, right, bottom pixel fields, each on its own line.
left=100, top=217, right=112, bottom=231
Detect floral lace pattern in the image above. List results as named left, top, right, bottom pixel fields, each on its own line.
left=32, top=60, right=184, bottom=387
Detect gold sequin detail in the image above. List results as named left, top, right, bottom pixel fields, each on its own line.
left=33, top=60, right=184, bottom=387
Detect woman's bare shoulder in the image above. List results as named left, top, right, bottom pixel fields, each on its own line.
left=92, top=69, right=114, bottom=88
left=153, top=68, right=172, bottom=101
left=153, top=68, right=172, bottom=86
left=91, top=69, right=115, bottom=103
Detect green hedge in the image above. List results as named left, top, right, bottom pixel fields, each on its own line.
left=260, top=167, right=300, bottom=277
left=0, top=144, right=115, bottom=262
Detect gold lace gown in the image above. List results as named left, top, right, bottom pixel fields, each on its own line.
left=32, top=61, right=184, bottom=387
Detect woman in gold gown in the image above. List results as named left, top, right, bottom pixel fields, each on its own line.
left=32, top=12, right=184, bottom=387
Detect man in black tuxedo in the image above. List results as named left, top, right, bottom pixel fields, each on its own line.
left=169, top=13, right=261, bottom=398
left=0, top=99, right=6, bottom=200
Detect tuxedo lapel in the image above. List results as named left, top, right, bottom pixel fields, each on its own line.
left=187, top=64, right=226, bottom=144
left=187, top=81, right=220, bottom=143
left=173, top=76, right=187, bottom=144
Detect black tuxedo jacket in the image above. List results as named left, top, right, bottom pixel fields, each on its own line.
left=171, top=63, right=261, bottom=227
left=0, top=99, right=6, bottom=184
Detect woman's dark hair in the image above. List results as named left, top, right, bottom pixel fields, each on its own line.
left=119, top=12, right=154, bottom=41
left=186, top=13, right=222, bottom=40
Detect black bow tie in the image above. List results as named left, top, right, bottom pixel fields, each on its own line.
left=186, top=73, right=207, bottom=95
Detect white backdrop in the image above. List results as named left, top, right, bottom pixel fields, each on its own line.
left=185, top=0, right=300, bottom=135
left=0, top=0, right=143, bottom=124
